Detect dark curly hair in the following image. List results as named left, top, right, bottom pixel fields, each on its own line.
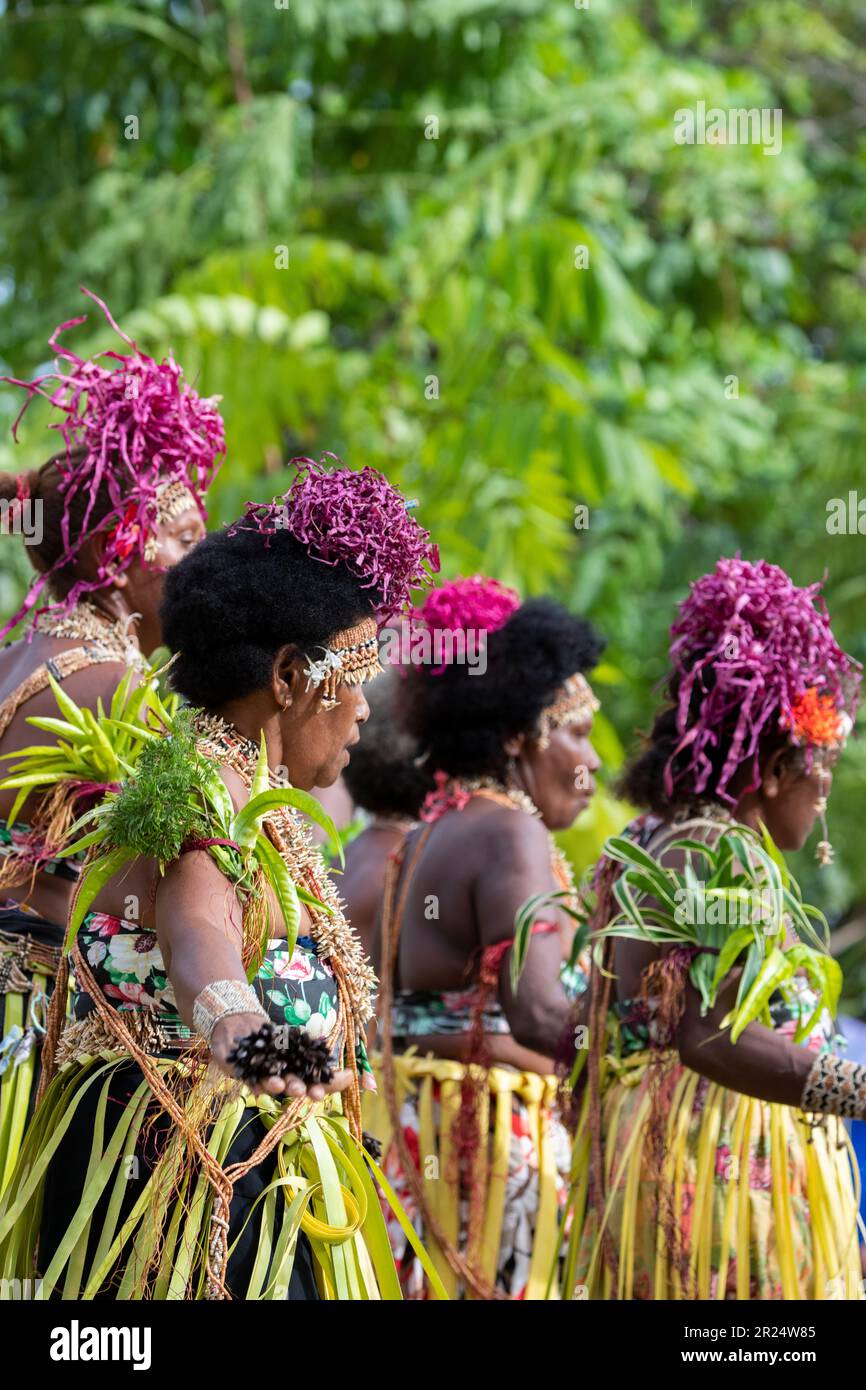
left=399, top=597, right=605, bottom=779
left=619, top=669, right=808, bottom=817
left=1, top=446, right=119, bottom=598
left=342, top=669, right=433, bottom=819
left=161, top=527, right=381, bottom=709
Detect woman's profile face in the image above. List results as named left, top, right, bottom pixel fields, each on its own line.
left=760, top=761, right=831, bottom=853
left=517, top=714, right=601, bottom=832
left=124, top=505, right=207, bottom=651
left=279, top=678, right=371, bottom=792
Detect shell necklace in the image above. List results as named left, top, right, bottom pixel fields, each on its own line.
left=191, top=711, right=376, bottom=1027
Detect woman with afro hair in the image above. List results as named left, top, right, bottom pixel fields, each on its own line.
left=364, top=575, right=604, bottom=1300
left=563, top=558, right=864, bottom=1301
left=0, top=459, right=445, bottom=1301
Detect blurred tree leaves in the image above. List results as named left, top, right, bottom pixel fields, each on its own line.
left=2, top=0, right=866, bottom=965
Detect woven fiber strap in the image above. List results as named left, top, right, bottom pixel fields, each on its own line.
left=0, top=647, right=108, bottom=739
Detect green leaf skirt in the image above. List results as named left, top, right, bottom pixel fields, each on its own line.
left=0, top=909, right=64, bottom=1198
left=0, top=1050, right=446, bottom=1300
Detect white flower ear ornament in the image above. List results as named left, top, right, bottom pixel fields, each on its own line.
left=304, top=647, right=345, bottom=709
left=302, top=617, right=383, bottom=711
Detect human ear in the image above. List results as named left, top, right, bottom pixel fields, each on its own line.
left=761, top=747, right=787, bottom=798
left=503, top=733, right=527, bottom=758
left=271, top=645, right=304, bottom=711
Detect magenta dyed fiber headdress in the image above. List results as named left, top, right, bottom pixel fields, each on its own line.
left=0, top=288, right=225, bottom=639
left=419, top=575, right=521, bottom=641
left=666, top=557, right=860, bottom=803
left=401, top=574, right=521, bottom=678
left=229, top=455, right=439, bottom=622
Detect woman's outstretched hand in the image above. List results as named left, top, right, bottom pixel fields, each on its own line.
left=209, top=1013, right=354, bottom=1100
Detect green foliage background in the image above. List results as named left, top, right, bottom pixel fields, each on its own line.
left=2, top=1, right=866, bottom=999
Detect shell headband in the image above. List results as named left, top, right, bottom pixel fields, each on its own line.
left=303, top=616, right=383, bottom=710
left=537, top=673, right=600, bottom=748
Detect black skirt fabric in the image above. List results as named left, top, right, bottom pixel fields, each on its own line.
left=38, top=1058, right=321, bottom=1300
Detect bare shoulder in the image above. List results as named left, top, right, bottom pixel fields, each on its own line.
left=646, top=812, right=728, bottom=874
left=5, top=657, right=135, bottom=724
left=461, top=801, right=551, bottom=870
left=56, top=660, right=139, bottom=706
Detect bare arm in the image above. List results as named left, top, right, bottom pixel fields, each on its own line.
left=676, top=970, right=814, bottom=1106
left=155, top=848, right=352, bottom=1100
left=473, top=811, right=572, bottom=1056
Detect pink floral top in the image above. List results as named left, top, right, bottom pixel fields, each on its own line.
left=73, top=912, right=340, bottom=1049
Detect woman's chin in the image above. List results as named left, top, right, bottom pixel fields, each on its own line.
left=557, top=791, right=593, bottom=831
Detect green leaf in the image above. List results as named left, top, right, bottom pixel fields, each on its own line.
left=66, top=847, right=136, bottom=951
left=23, top=717, right=87, bottom=742
left=730, top=948, right=792, bottom=1043
left=710, top=926, right=754, bottom=998
left=254, top=832, right=301, bottom=958
left=45, top=674, right=88, bottom=732
left=251, top=732, right=270, bottom=801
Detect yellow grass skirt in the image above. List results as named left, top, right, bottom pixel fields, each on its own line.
left=364, top=1051, right=570, bottom=1299
left=0, top=1049, right=448, bottom=1300
left=562, top=1050, right=864, bottom=1300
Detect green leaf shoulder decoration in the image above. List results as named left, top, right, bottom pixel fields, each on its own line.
left=597, top=823, right=840, bottom=1043
left=0, top=666, right=172, bottom=848
left=513, top=819, right=841, bottom=1047
left=63, top=711, right=341, bottom=974
left=1, top=672, right=342, bottom=977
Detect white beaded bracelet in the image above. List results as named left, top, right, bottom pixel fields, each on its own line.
left=192, top=979, right=268, bottom=1044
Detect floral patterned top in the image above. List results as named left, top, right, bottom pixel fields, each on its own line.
left=392, top=957, right=584, bottom=1040
left=612, top=980, right=839, bottom=1060
left=72, top=911, right=372, bottom=1072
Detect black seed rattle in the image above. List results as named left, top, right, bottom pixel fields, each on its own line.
left=362, top=1131, right=383, bottom=1163
left=226, top=1021, right=334, bottom=1087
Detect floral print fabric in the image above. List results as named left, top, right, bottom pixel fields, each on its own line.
left=0, top=822, right=79, bottom=882
left=74, top=913, right=340, bottom=1043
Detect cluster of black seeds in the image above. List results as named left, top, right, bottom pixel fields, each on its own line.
left=362, top=1131, right=383, bottom=1163
left=227, top=1021, right=334, bottom=1087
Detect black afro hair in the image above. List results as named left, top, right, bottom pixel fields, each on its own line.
left=161, top=526, right=381, bottom=709
left=342, top=669, right=433, bottom=819
left=618, top=669, right=805, bottom=817
left=399, top=596, right=604, bottom=779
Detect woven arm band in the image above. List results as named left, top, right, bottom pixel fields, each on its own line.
left=801, top=1053, right=866, bottom=1121
left=192, top=979, right=268, bottom=1044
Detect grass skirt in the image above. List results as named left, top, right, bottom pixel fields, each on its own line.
left=562, top=1051, right=864, bottom=1300
left=0, top=1049, right=444, bottom=1300
left=364, top=1051, right=571, bottom=1299
left=0, top=910, right=62, bottom=1195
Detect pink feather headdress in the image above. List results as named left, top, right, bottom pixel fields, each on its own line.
left=228, top=455, right=439, bottom=623
left=666, top=557, right=860, bottom=803
left=418, top=575, right=521, bottom=640
left=0, top=288, right=225, bottom=639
